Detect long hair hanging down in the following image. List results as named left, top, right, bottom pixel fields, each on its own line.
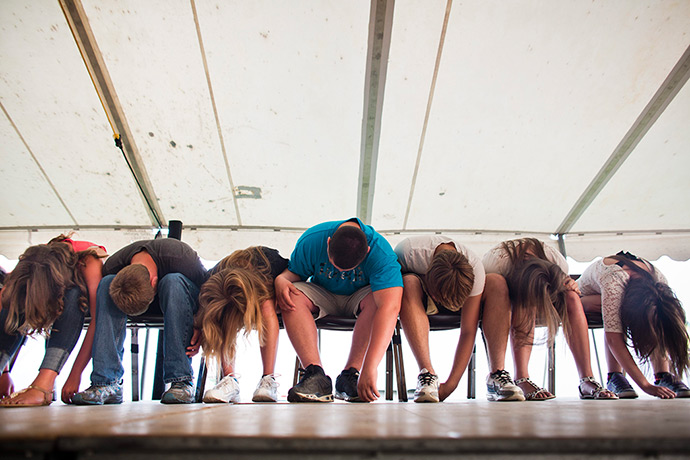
left=198, top=247, right=274, bottom=366
left=616, top=255, right=690, bottom=377
left=2, top=239, right=88, bottom=336
left=502, top=238, right=568, bottom=347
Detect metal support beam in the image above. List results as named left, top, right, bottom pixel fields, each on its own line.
left=556, top=44, right=690, bottom=235
left=60, top=0, right=164, bottom=228
left=357, top=0, right=395, bottom=224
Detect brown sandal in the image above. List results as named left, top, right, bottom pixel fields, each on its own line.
left=0, top=385, right=54, bottom=407
left=515, top=378, right=555, bottom=401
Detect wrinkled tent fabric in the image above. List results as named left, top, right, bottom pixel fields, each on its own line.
left=1, top=1, right=689, bottom=261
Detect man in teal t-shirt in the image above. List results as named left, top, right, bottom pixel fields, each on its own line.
left=275, top=218, right=403, bottom=403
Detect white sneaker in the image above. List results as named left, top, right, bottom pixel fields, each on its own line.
left=414, top=368, right=439, bottom=403
left=203, top=375, right=240, bottom=403
left=486, top=370, right=525, bottom=401
left=252, top=374, right=279, bottom=402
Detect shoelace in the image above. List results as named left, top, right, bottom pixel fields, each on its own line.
left=419, top=372, right=437, bottom=386
left=492, top=370, right=513, bottom=385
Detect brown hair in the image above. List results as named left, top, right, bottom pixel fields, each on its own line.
left=615, top=256, right=690, bottom=377
left=424, top=250, right=474, bottom=311
left=197, top=248, right=274, bottom=365
left=109, top=264, right=155, bottom=316
left=502, top=238, right=568, bottom=346
left=2, top=240, right=88, bottom=335
left=328, top=225, right=368, bottom=270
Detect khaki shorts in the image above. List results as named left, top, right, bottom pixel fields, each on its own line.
left=293, top=282, right=373, bottom=319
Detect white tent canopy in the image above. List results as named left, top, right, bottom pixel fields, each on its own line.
left=1, top=0, right=689, bottom=261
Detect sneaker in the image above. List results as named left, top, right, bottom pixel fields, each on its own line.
left=607, top=372, right=638, bottom=399
left=161, top=381, right=195, bottom=404
left=335, top=367, right=361, bottom=402
left=414, top=368, right=439, bottom=403
left=72, top=382, right=123, bottom=405
left=203, top=375, right=241, bottom=403
left=252, top=375, right=278, bottom=402
left=654, top=372, right=690, bottom=398
left=486, top=370, right=525, bottom=402
left=287, top=364, right=333, bottom=403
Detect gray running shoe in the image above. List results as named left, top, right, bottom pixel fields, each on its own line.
left=607, top=372, right=638, bottom=399
left=654, top=372, right=690, bottom=398
left=161, top=381, right=195, bottom=404
left=414, top=368, right=439, bottom=403
left=287, top=364, right=333, bottom=403
left=487, top=370, right=525, bottom=401
left=72, top=382, right=123, bottom=405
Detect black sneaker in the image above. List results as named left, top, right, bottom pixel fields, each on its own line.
left=606, top=372, right=638, bottom=399
left=654, top=372, right=690, bottom=398
left=287, top=364, right=333, bottom=403
left=335, top=367, right=361, bottom=402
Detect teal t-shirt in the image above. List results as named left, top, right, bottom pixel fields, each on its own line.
left=288, top=218, right=403, bottom=295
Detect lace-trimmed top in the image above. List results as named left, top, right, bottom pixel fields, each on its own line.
left=577, top=260, right=668, bottom=333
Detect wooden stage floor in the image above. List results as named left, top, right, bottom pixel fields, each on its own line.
left=1, top=398, right=689, bottom=459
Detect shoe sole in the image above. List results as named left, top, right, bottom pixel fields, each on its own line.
left=614, top=390, right=638, bottom=399
left=287, top=390, right=333, bottom=403
left=413, top=391, right=439, bottom=403
left=487, top=391, right=526, bottom=402
left=252, top=395, right=277, bottom=403
left=335, top=390, right=363, bottom=402
left=72, top=396, right=123, bottom=405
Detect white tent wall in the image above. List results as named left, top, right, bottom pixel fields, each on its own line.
left=1, top=0, right=690, bottom=260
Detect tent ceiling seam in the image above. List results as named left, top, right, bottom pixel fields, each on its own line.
left=59, top=0, right=165, bottom=228
left=190, top=0, right=242, bottom=227
left=1, top=102, right=78, bottom=227
left=357, top=0, right=395, bottom=225
left=403, top=0, right=453, bottom=230
left=556, top=43, right=690, bottom=235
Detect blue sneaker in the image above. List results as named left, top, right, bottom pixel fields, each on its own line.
left=72, top=382, right=123, bottom=405
left=161, top=381, right=195, bottom=404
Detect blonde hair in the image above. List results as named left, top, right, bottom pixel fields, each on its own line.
left=501, top=238, right=568, bottom=347
left=2, top=239, right=88, bottom=335
left=109, top=264, right=155, bottom=316
left=197, top=247, right=274, bottom=365
left=424, top=250, right=474, bottom=311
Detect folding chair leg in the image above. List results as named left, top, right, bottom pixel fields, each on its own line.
left=130, top=326, right=140, bottom=402
left=195, top=356, right=207, bottom=403
left=293, top=357, right=301, bottom=387
left=547, top=342, right=556, bottom=396
left=152, top=332, right=165, bottom=400
left=591, top=329, right=603, bottom=384
left=385, top=342, right=393, bottom=401
left=467, top=343, right=476, bottom=399
left=392, top=321, right=407, bottom=402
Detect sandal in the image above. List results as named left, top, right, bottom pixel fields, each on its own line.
left=514, top=377, right=555, bottom=401
left=0, top=385, right=54, bottom=407
left=578, top=376, right=618, bottom=400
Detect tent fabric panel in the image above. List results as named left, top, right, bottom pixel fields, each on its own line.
left=197, top=0, right=369, bottom=228
left=0, top=0, right=150, bottom=227
left=82, top=0, right=238, bottom=226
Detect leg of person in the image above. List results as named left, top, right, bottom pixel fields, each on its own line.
left=397, top=275, right=439, bottom=403
left=564, top=292, right=616, bottom=399
left=333, top=290, right=377, bottom=402
left=157, top=274, right=200, bottom=404
left=581, top=294, right=636, bottom=398
left=253, top=299, right=280, bottom=402
left=0, top=308, right=26, bottom=400
left=284, top=283, right=332, bottom=402
left=481, top=274, right=524, bottom=402
left=651, top=351, right=690, bottom=398
left=73, top=275, right=125, bottom=405
left=203, top=359, right=240, bottom=404
left=511, top=307, right=553, bottom=401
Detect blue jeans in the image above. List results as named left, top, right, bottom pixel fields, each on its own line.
left=0, top=287, right=85, bottom=373
left=90, top=273, right=199, bottom=385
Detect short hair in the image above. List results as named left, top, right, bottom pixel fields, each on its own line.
left=328, top=225, right=368, bottom=270
left=110, top=264, right=155, bottom=316
left=424, top=250, right=474, bottom=311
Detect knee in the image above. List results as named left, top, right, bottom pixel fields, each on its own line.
left=484, top=274, right=509, bottom=298
left=401, top=275, right=423, bottom=308
left=157, top=273, right=187, bottom=293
